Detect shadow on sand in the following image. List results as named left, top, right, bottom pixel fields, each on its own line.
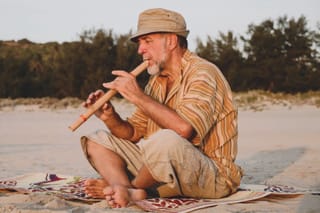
left=237, top=147, right=305, bottom=184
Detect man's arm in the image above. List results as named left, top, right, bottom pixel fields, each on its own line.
left=103, top=71, right=195, bottom=140
left=134, top=94, right=195, bottom=139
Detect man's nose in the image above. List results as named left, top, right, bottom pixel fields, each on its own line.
left=138, top=44, right=146, bottom=55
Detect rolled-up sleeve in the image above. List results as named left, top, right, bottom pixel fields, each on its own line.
left=176, top=68, right=219, bottom=141
left=127, top=108, right=148, bottom=140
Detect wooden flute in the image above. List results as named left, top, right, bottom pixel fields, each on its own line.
left=68, top=60, right=149, bottom=131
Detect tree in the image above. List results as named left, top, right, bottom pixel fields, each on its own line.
left=242, top=16, right=319, bottom=92
left=0, top=18, right=319, bottom=99
left=195, top=32, right=244, bottom=91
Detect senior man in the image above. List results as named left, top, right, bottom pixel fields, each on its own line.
left=81, top=8, right=243, bottom=208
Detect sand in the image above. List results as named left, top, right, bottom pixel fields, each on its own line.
left=0, top=99, right=319, bottom=212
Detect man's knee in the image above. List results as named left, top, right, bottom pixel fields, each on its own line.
left=143, top=129, right=186, bottom=156
left=85, top=139, right=99, bottom=154
left=82, top=130, right=114, bottom=153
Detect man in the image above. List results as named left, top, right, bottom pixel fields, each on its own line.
left=81, top=8, right=242, bottom=208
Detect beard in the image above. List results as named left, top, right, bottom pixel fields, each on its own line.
left=147, top=52, right=167, bottom=76
left=147, top=36, right=168, bottom=76
left=147, top=64, right=161, bottom=75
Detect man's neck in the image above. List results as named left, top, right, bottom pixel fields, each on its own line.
left=160, top=48, right=186, bottom=79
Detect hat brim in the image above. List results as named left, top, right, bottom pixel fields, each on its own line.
left=130, top=30, right=189, bottom=42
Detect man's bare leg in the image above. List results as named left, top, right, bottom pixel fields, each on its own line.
left=131, top=165, right=157, bottom=189
left=84, top=140, right=132, bottom=198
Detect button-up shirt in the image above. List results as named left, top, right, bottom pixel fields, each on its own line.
left=128, top=50, right=242, bottom=189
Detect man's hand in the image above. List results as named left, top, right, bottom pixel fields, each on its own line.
left=82, top=89, right=115, bottom=122
left=103, top=70, right=144, bottom=104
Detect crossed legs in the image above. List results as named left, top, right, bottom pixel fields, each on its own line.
left=81, top=129, right=234, bottom=207
left=83, top=139, right=156, bottom=207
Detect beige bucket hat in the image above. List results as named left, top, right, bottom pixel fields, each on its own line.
left=130, top=8, right=189, bottom=42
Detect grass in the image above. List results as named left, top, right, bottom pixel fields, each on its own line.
left=0, top=97, right=82, bottom=110
left=234, top=90, right=320, bottom=111
left=0, top=90, right=320, bottom=111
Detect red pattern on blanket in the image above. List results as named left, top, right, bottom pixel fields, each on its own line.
left=1, top=173, right=318, bottom=213
left=0, top=173, right=99, bottom=202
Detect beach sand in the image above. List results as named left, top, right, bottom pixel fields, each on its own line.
left=0, top=99, right=319, bottom=212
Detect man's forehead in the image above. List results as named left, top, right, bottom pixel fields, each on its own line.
left=138, top=33, right=161, bottom=41
left=137, top=32, right=175, bottom=42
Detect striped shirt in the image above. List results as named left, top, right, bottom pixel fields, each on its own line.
left=128, top=50, right=242, bottom=189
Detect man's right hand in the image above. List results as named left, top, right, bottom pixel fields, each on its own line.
left=82, top=89, right=115, bottom=122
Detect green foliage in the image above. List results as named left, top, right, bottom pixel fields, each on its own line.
left=0, top=15, right=319, bottom=99
left=196, top=15, right=319, bottom=93
left=241, top=16, right=319, bottom=92
left=196, top=31, right=244, bottom=90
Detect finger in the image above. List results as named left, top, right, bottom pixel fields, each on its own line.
left=111, top=70, right=131, bottom=77
left=94, top=89, right=104, bottom=98
left=87, top=93, right=96, bottom=103
left=102, top=103, right=110, bottom=110
left=102, top=82, right=112, bottom=89
left=82, top=93, right=94, bottom=107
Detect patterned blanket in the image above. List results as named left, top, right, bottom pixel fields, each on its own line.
left=0, top=173, right=101, bottom=202
left=0, top=173, right=317, bottom=212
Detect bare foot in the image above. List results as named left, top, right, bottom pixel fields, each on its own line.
left=103, top=185, right=147, bottom=208
left=83, top=179, right=108, bottom=198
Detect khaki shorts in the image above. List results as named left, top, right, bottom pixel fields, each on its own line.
left=81, top=129, right=231, bottom=198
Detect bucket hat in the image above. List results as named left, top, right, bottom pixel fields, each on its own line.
left=130, top=8, right=189, bottom=42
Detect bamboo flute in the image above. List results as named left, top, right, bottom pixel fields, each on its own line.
left=68, top=60, right=149, bottom=132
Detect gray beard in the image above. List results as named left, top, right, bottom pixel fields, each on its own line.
left=147, top=65, right=161, bottom=75
left=147, top=54, right=166, bottom=76
left=147, top=40, right=167, bottom=76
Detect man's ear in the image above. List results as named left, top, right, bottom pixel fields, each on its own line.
left=167, top=34, right=178, bottom=50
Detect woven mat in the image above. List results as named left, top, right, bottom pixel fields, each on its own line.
left=1, top=173, right=318, bottom=212
left=0, top=173, right=100, bottom=202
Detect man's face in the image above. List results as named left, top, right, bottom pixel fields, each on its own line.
left=137, top=33, right=169, bottom=75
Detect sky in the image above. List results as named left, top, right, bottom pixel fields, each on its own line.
left=0, top=0, right=319, bottom=50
